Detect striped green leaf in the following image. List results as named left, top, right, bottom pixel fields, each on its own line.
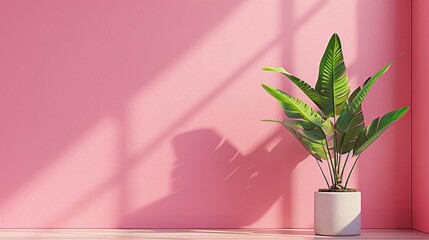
left=263, top=119, right=328, bottom=160
left=353, top=106, right=409, bottom=155
left=335, top=87, right=365, bottom=154
left=263, top=67, right=331, bottom=116
left=347, top=63, right=391, bottom=114
left=336, top=62, right=391, bottom=151
left=262, top=84, right=334, bottom=135
left=315, top=33, right=350, bottom=116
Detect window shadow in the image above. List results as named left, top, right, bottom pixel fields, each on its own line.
left=0, top=0, right=243, bottom=209
left=0, top=0, right=340, bottom=228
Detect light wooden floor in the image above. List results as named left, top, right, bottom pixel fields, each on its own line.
left=0, top=229, right=427, bottom=239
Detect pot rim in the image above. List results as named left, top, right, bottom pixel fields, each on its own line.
left=318, top=188, right=358, bottom=192
left=315, top=191, right=361, bottom=194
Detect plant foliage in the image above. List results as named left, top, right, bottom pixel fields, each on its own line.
left=262, top=33, right=409, bottom=190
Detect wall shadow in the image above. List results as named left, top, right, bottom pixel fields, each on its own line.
left=119, top=128, right=307, bottom=228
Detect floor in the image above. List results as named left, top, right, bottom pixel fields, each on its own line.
left=0, top=229, right=427, bottom=239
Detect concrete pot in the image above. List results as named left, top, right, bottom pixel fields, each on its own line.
left=314, top=191, right=361, bottom=236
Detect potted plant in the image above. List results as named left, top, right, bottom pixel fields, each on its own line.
left=261, top=33, right=409, bottom=236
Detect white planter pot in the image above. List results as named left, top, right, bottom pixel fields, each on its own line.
left=314, top=191, right=361, bottom=236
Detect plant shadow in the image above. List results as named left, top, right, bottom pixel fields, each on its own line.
left=119, top=128, right=308, bottom=228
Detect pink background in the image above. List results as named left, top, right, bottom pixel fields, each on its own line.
left=0, top=0, right=412, bottom=228
left=412, top=0, right=429, bottom=234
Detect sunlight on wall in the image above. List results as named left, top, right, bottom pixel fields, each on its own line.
left=0, top=0, right=411, bottom=228
left=0, top=117, right=119, bottom=226
left=126, top=1, right=283, bottom=157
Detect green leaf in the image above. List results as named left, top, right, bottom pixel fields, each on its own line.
left=262, top=84, right=334, bottom=135
left=354, top=128, right=366, bottom=154
left=263, top=119, right=328, bottom=160
left=336, top=62, right=391, bottom=152
left=353, top=106, right=409, bottom=155
left=315, top=33, right=350, bottom=116
left=335, top=87, right=365, bottom=154
left=263, top=67, right=332, bottom=115
left=347, top=63, right=391, bottom=114
left=263, top=119, right=325, bottom=140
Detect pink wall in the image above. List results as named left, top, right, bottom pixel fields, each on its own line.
left=412, top=0, right=429, bottom=234
left=0, top=0, right=411, bottom=228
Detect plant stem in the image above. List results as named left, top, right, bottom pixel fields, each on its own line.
left=327, top=155, right=335, bottom=187
left=324, top=138, right=336, bottom=187
left=344, top=154, right=361, bottom=188
left=340, top=151, right=351, bottom=179
left=314, top=157, right=330, bottom=188
left=332, top=116, right=338, bottom=186
left=321, top=113, right=335, bottom=185
left=337, top=152, right=342, bottom=181
left=322, top=139, right=334, bottom=185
